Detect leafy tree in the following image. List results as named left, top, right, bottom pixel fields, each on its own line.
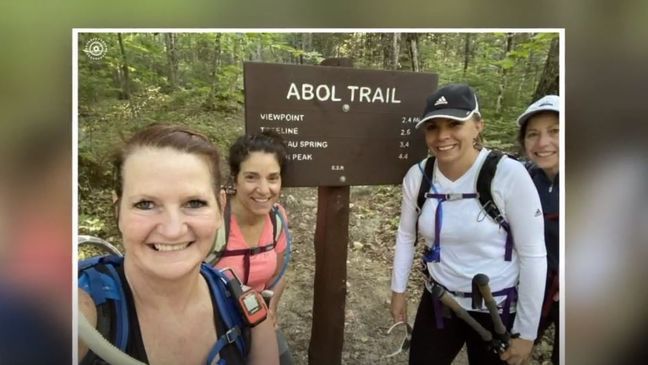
left=77, top=31, right=557, bottom=238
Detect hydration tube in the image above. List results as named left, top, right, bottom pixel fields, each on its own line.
left=266, top=211, right=291, bottom=290
left=78, top=235, right=123, bottom=256
left=78, top=311, right=147, bottom=365
left=78, top=235, right=142, bottom=364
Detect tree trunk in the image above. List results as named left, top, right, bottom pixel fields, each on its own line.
left=392, top=33, right=401, bottom=69
left=533, top=36, right=560, bottom=100
left=203, top=34, right=221, bottom=111
left=117, top=33, right=130, bottom=100
left=164, top=33, right=178, bottom=91
left=495, top=33, right=514, bottom=115
left=463, top=33, right=472, bottom=77
left=407, top=33, right=420, bottom=72
left=382, top=33, right=400, bottom=70
left=254, top=40, right=262, bottom=61
left=300, top=33, right=312, bottom=65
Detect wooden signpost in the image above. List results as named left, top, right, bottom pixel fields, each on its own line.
left=244, top=59, right=438, bottom=364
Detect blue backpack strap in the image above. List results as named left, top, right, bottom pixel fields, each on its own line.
left=267, top=205, right=291, bottom=290
left=201, top=264, right=248, bottom=363
left=78, top=255, right=130, bottom=351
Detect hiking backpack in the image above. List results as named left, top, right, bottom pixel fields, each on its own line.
left=78, top=255, right=250, bottom=365
left=206, top=199, right=291, bottom=289
left=415, top=150, right=514, bottom=261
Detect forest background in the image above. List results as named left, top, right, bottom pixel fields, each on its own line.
left=77, top=31, right=559, bottom=364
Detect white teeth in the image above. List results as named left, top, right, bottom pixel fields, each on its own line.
left=253, top=197, right=269, bottom=202
left=437, top=145, right=454, bottom=151
left=153, top=242, right=190, bottom=252
left=536, top=151, right=555, bottom=157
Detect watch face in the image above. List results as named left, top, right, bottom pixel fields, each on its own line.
left=243, top=293, right=260, bottom=314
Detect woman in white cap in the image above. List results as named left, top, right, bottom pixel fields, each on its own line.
left=517, top=95, right=560, bottom=365
left=390, top=83, right=547, bottom=365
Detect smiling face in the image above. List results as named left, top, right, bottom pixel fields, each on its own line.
left=117, top=147, right=222, bottom=280
left=233, top=151, right=281, bottom=218
left=423, top=117, right=483, bottom=168
left=524, top=112, right=559, bottom=178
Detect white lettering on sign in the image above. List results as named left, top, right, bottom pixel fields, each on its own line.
left=359, top=87, right=372, bottom=102
left=347, top=86, right=401, bottom=103
left=401, top=116, right=420, bottom=124
left=286, top=83, right=341, bottom=102
left=331, top=165, right=344, bottom=171
left=299, top=140, right=328, bottom=148
left=286, top=140, right=328, bottom=148
left=287, top=83, right=401, bottom=104
left=291, top=153, right=313, bottom=161
left=260, top=113, right=305, bottom=122
left=260, top=126, right=299, bottom=135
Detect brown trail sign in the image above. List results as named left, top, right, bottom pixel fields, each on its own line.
left=244, top=59, right=438, bottom=365
left=244, top=61, right=438, bottom=187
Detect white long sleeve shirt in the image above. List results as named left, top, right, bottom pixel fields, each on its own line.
left=391, top=148, right=547, bottom=340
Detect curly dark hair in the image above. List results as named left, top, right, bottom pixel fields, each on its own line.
left=228, top=130, right=287, bottom=184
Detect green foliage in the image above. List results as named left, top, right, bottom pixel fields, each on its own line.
left=78, top=32, right=557, bottom=241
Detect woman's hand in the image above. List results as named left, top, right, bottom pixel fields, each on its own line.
left=390, top=291, right=408, bottom=323
left=500, top=338, right=534, bottom=365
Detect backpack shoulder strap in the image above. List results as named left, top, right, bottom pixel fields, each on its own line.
left=224, top=197, right=232, bottom=243
left=267, top=204, right=291, bottom=290
left=417, top=157, right=435, bottom=212
left=413, top=157, right=435, bottom=247
left=476, top=150, right=515, bottom=261
left=207, top=196, right=232, bottom=266
left=201, top=264, right=249, bottom=362
left=271, top=205, right=283, bottom=243
left=78, top=255, right=130, bottom=352
left=476, top=150, right=506, bottom=226
left=78, top=256, right=124, bottom=305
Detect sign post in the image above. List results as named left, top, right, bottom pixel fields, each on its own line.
left=308, top=58, right=351, bottom=365
left=244, top=59, right=438, bottom=364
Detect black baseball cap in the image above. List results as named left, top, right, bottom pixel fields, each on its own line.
left=415, top=83, right=481, bottom=129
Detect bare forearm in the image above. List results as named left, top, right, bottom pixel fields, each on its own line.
left=247, top=318, right=279, bottom=365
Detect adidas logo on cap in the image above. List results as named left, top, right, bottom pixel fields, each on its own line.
left=434, top=96, right=448, bottom=106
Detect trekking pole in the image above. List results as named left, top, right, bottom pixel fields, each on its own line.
left=473, top=273, right=515, bottom=354
left=430, top=283, right=493, bottom=342
left=473, top=274, right=507, bottom=335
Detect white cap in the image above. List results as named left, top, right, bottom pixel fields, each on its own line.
left=516, top=95, right=560, bottom=127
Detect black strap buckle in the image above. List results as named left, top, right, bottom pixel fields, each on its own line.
left=225, top=327, right=240, bottom=344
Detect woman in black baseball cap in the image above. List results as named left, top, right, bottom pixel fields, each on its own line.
left=390, top=83, right=547, bottom=365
